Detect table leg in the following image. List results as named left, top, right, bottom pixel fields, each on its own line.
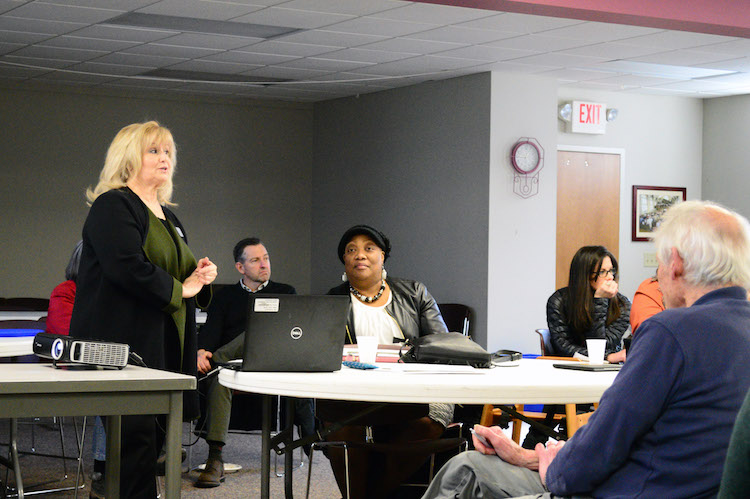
left=261, top=394, right=272, bottom=499
left=105, top=415, right=121, bottom=498
left=164, top=391, right=183, bottom=499
left=284, top=398, right=295, bottom=499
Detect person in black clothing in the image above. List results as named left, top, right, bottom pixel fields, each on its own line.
left=70, top=121, right=217, bottom=497
left=195, top=238, right=306, bottom=487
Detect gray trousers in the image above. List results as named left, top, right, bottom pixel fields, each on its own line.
left=422, top=450, right=551, bottom=499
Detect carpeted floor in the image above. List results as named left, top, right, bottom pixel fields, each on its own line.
left=0, top=418, right=340, bottom=498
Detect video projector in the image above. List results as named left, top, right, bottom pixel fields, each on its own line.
left=33, top=332, right=129, bottom=369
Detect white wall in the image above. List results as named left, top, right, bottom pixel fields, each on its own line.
left=487, top=72, right=559, bottom=354
left=703, top=94, right=750, bottom=219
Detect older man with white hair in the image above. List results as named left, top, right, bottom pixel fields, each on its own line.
left=424, top=200, right=750, bottom=499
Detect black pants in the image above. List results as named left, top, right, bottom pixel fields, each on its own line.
left=113, top=414, right=163, bottom=498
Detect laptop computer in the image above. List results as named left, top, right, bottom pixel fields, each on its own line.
left=240, top=294, right=350, bottom=372
left=553, top=363, right=622, bottom=372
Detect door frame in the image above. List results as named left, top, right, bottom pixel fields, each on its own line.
left=557, top=145, right=627, bottom=253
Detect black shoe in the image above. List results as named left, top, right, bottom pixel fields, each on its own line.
left=195, top=457, right=225, bottom=488
left=90, top=472, right=105, bottom=499
left=156, top=447, right=187, bottom=476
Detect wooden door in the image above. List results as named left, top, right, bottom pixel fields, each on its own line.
left=556, top=151, right=621, bottom=289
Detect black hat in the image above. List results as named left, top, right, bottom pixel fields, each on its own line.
left=338, top=225, right=391, bottom=263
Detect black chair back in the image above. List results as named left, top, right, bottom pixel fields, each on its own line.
left=438, top=303, right=471, bottom=336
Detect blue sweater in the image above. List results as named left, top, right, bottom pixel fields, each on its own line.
left=546, top=286, right=750, bottom=498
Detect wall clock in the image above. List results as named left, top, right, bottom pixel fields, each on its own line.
left=510, top=137, right=544, bottom=199
left=511, top=139, right=542, bottom=174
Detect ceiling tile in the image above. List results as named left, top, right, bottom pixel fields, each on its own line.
left=39, top=34, right=139, bottom=51
left=360, top=36, right=465, bottom=55
left=0, top=16, right=85, bottom=35
left=233, top=7, right=353, bottom=29
left=9, top=2, right=121, bottom=24
left=316, top=47, right=413, bottom=64
left=165, top=59, right=263, bottom=74
left=542, top=21, right=661, bottom=43
left=154, top=32, right=263, bottom=50
left=244, top=39, right=340, bottom=57
left=324, top=16, right=437, bottom=37
left=485, top=34, right=587, bottom=52
left=372, top=2, right=496, bottom=24
left=0, top=29, right=51, bottom=44
left=68, top=60, right=153, bottom=76
left=407, top=25, right=513, bottom=45
left=620, top=30, right=737, bottom=50
left=277, top=56, right=371, bottom=72
left=123, top=43, right=223, bottom=59
left=71, top=24, right=176, bottom=43
left=136, top=0, right=263, bottom=20
left=11, top=44, right=107, bottom=61
left=242, top=64, right=332, bottom=79
left=629, top=49, right=742, bottom=67
left=434, top=44, right=537, bottom=62
left=92, top=51, right=185, bottom=67
left=279, top=0, right=404, bottom=17
left=557, top=41, right=664, bottom=60
left=276, top=29, right=387, bottom=48
left=456, top=12, right=581, bottom=33
left=201, top=50, right=298, bottom=66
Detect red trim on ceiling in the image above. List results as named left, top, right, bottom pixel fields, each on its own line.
left=413, top=0, right=750, bottom=38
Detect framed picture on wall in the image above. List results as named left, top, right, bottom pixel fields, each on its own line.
left=632, top=185, right=687, bottom=241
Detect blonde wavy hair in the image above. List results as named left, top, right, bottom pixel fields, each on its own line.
left=86, top=121, right=177, bottom=205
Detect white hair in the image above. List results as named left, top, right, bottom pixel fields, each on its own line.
left=654, top=200, right=750, bottom=290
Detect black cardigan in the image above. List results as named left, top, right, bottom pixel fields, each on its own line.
left=70, top=187, right=201, bottom=418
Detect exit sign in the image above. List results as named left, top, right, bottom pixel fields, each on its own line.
left=571, top=101, right=606, bottom=134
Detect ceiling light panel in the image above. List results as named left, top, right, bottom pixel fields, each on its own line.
left=105, top=13, right=299, bottom=39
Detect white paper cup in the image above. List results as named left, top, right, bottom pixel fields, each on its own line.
left=356, top=336, right=378, bottom=364
left=586, top=339, right=606, bottom=365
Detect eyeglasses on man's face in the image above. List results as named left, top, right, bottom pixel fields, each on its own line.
left=593, top=268, right=617, bottom=278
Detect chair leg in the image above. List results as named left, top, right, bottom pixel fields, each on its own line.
left=10, top=418, right=24, bottom=499
left=305, top=441, right=350, bottom=499
left=511, top=417, right=522, bottom=443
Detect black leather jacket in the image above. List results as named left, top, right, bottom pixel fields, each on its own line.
left=547, top=287, right=631, bottom=357
left=328, top=277, right=448, bottom=344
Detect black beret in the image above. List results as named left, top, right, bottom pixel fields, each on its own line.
left=338, top=225, right=391, bottom=263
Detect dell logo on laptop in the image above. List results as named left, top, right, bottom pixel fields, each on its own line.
left=290, top=327, right=303, bottom=340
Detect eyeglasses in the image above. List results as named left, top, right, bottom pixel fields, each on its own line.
left=593, top=269, right=617, bottom=278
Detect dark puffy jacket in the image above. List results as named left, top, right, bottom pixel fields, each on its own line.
left=547, top=287, right=630, bottom=357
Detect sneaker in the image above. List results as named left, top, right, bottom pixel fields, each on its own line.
left=195, top=456, right=225, bottom=488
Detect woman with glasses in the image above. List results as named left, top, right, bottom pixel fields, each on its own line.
left=547, top=245, right=630, bottom=363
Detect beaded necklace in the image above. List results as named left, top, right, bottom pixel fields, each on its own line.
left=349, top=280, right=386, bottom=303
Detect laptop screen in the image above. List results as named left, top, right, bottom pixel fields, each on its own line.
left=241, top=294, right=350, bottom=372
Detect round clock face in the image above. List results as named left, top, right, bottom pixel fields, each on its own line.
left=511, top=140, right=541, bottom=174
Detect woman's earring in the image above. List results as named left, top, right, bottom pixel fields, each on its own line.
left=381, top=268, right=387, bottom=280
left=341, top=272, right=348, bottom=282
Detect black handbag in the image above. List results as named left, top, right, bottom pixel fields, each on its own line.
left=399, top=332, right=493, bottom=368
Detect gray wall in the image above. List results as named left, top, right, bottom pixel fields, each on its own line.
left=0, top=86, right=314, bottom=297
left=311, top=73, right=491, bottom=344
left=703, top=94, right=750, bottom=219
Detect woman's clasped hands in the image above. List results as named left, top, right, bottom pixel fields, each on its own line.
left=182, top=257, right=218, bottom=298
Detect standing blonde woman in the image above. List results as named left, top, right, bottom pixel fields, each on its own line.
left=70, top=121, right=217, bottom=497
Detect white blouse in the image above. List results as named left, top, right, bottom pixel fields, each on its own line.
left=350, top=293, right=403, bottom=344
